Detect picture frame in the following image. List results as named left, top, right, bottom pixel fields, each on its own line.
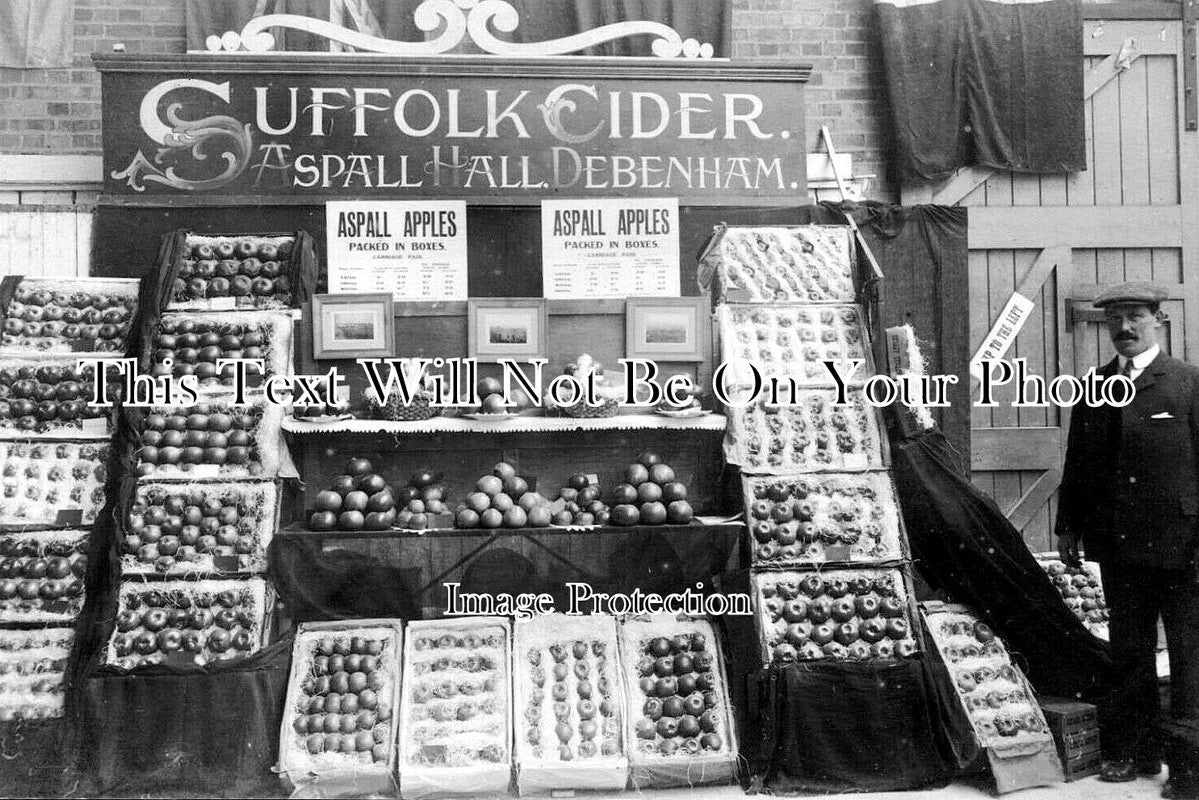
left=467, top=299, right=548, bottom=361
left=625, top=297, right=707, bottom=362
left=311, top=293, right=395, bottom=360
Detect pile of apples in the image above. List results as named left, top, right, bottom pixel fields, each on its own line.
left=0, top=532, right=87, bottom=619
left=109, top=583, right=263, bottom=667
left=3, top=286, right=134, bottom=352
left=291, top=635, right=394, bottom=761
left=308, top=458, right=401, bottom=532
left=0, top=362, right=111, bottom=431
left=125, top=484, right=269, bottom=570
left=552, top=474, right=609, bottom=526
left=630, top=632, right=725, bottom=755
left=135, top=403, right=263, bottom=476
left=174, top=238, right=293, bottom=305
left=758, top=571, right=918, bottom=662
left=149, top=316, right=271, bottom=386
left=608, top=453, right=693, bottom=527
left=455, top=462, right=553, bottom=529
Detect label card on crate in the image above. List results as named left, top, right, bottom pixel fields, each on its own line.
left=213, top=554, right=241, bottom=572
left=541, top=198, right=680, bottom=299
left=54, top=509, right=83, bottom=526
left=189, top=465, right=222, bottom=479
left=81, top=417, right=109, bottom=435
left=326, top=200, right=468, bottom=301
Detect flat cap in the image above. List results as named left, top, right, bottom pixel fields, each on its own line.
left=1093, top=281, right=1169, bottom=308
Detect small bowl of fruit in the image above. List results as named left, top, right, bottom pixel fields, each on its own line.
left=555, top=355, right=621, bottom=419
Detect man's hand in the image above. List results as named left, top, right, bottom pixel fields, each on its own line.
left=1057, top=533, right=1082, bottom=568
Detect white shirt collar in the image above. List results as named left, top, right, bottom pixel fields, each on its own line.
left=1119, top=343, right=1160, bottom=371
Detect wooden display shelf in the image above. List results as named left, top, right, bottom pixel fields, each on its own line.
left=275, top=516, right=742, bottom=540
left=281, top=413, right=727, bottom=436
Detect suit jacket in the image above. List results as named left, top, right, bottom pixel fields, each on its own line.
left=1056, top=351, right=1199, bottom=568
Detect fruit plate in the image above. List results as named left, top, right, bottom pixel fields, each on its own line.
left=617, top=615, right=738, bottom=789
left=698, top=225, right=856, bottom=304
left=653, top=407, right=710, bottom=420
left=723, top=387, right=886, bottom=474
left=0, top=529, right=88, bottom=623
left=1034, top=554, right=1109, bottom=640
left=752, top=567, right=921, bottom=664
left=278, top=619, right=404, bottom=797
left=130, top=396, right=289, bottom=480
left=922, top=605, right=1057, bottom=753
left=0, top=357, right=118, bottom=439
left=168, top=234, right=300, bottom=311
left=144, top=310, right=294, bottom=394
left=0, top=276, right=140, bottom=356
left=399, top=617, right=512, bottom=799
left=716, top=303, right=874, bottom=386
left=122, top=481, right=278, bottom=576
left=0, top=440, right=109, bottom=528
left=513, top=614, right=628, bottom=792
left=105, top=577, right=273, bottom=670
left=742, top=472, right=907, bottom=566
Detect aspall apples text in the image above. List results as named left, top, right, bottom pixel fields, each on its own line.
left=77, top=357, right=1137, bottom=410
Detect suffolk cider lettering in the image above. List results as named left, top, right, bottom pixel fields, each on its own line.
left=106, top=67, right=807, bottom=199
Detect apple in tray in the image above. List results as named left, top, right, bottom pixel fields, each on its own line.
left=281, top=624, right=400, bottom=775
left=0, top=441, right=108, bottom=526
left=134, top=399, right=283, bottom=479
left=0, top=530, right=88, bottom=623
left=2, top=281, right=137, bottom=353
left=124, top=482, right=277, bottom=575
left=743, top=473, right=903, bottom=565
left=0, top=628, right=75, bottom=722
left=106, top=578, right=270, bottom=669
left=928, top=610, right=1050, bottom=745
left=175, top=236, right=296, bottom=310
left=147, top=311, right=292, bottom=392
left=0, top=361, right=117, bottom=434
left=617, top=616, right=736, bottom=787
left=399, top=619, right=511, bottom=792
left=755, top=569, right=919, bottom=663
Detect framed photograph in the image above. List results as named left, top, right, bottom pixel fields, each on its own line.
left=311, top=293, right=395, bottom=359
left=468, top=299, right=547, bottom=361
left=626, top=297, right=707, bottom=362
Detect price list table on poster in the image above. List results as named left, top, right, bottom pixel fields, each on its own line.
left=542, top=198, right=681, bottom=299
left=326, top=200, right=469, bottom=301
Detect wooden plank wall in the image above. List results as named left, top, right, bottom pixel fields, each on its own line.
left=964, top=42, right=1184, bottom=553
left=0, top=189, right=97, bottom=278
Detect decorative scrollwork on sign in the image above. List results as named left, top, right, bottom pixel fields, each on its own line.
left=207, top=0, right=715, bottom=58
left=111, top=79, right=254, bottom=193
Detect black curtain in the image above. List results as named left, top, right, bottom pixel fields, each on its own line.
left=186, top=0, right=729, bottom=56
left=797, top=202, right=971, bottom=458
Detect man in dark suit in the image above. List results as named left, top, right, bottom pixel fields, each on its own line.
left=1057, top=282, right=1199, bottom=795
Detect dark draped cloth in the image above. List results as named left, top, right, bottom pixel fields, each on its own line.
left=876, top=0, right=1084, bottom=182
left=798, top=202, right=971, bottom=457
left=186, top=0, right=729, bottom=56
left=891, top=429, right=1114, bottom=699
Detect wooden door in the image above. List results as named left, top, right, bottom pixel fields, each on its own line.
left=904, top=17, right=1199, bottom=553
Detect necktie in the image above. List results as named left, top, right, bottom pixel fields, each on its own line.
left=1120, top=359, right=1133, bottom=379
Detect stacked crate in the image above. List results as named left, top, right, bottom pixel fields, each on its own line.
left=0, top=276, right=140, bottom=720
left=101, top=233, right=304, bottom=669
left=1041, top=698, right=1101, bottom=781
left=701, top=225, right=922, bottom=667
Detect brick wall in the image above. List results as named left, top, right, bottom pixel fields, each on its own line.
left=0, top=0, right=893, bottom=197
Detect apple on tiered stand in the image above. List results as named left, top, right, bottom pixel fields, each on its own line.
left=394, top=470, right=452, bottom=530
left=551, top=474, right=609, bottom=527
left=308, top=458, right=400, bottom=533
left=608, top=453, right=693, bottom=527
left=455, top=462, right=552, bottom=529
left=468, top=377, right=535, bottom=418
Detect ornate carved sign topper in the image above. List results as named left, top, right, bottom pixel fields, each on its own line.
left=206, top=0, right=716, bottom=59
